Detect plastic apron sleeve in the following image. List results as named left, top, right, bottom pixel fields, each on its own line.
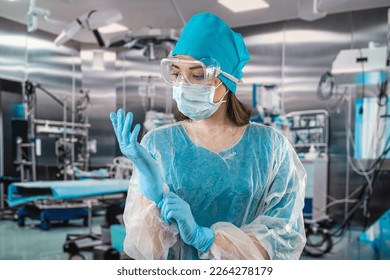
left=123, top=169, right=178, bottom=259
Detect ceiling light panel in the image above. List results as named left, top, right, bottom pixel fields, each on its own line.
left=218, top=0, right=269, bottom=13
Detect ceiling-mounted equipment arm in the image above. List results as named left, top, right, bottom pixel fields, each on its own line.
left=54, top=9, right=123, bottom=46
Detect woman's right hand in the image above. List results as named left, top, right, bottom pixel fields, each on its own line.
left=110, top=109, right=163, bottom=204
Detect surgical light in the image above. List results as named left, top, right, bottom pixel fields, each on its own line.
left=54, top=9, right=123, bottom=46
left=98, top=23, right=128, bottom=34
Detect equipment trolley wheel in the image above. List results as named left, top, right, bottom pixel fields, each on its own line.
left=83, top=217, right=89, bottom=227
left=17, top=216, right=25, bottom=227
left=104, top=248, right=120, bottom=260
left=40, top=219, right=50, bottom=231
left=69, top=253, right=86, bottom=260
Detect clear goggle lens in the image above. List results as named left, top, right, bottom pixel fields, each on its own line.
left=160, top=57, right=221, bottom=87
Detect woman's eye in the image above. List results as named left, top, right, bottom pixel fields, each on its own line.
left=192, top=74, right=204, bottom=80
left=170, top=72, right=180, bottom=78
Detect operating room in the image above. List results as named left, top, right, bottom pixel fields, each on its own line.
left=0, top=0, right=389, bottom=260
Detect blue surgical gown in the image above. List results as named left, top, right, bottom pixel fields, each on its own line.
left=123, top=122, right=306, bottom=260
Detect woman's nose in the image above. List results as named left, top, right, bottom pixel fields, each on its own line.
left=177, top=73, right=189, bottom=84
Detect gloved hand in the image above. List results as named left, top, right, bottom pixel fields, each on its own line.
left=110, top=109, right=163, bottom=204
left=158, top=192, right=214, bottom=253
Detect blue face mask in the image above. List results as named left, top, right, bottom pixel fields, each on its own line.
left=173, top=83, right=227, bottom=121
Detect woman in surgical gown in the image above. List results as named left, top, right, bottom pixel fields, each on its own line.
left=110, top=12, right=306, bottom=260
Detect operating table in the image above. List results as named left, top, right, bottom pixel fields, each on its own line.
left=8, top=179, right=129, bottom=230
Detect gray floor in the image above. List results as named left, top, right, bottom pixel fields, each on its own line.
left=0, top=211, right=386, bottom=260
left=300, top=228, right=382, bottom=260
left=0, top=211, right=105, bottom=260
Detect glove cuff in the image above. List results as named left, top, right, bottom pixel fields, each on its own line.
left=194, top=226, right=214, bottom=253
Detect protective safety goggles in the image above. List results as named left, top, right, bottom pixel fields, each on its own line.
left=160, top=57, right=240, bottom=87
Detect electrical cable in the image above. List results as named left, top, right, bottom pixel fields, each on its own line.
left=317, top=71, right=335, bottom=100
left=349, top=133, right=390, bottom=176
left=346, top=90, right=389, bottom=177
left=305, top=82, right=389, bottom=256
left=330, top=143, right=390, bottom=238
left=361, top=142, right=390, bottom=229
left=303, top=228, right=333, bottom=257
left=322, top=85, right=347, bottom=114
left=358, top=49, right=365, bottom=115
left=376, top=96, right=387, bottom=146
left=316, top=54, right=338, bottom=102
left=378, top=78, right=388, bottom=107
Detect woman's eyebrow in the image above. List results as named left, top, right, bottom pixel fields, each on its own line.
left=171, top=64, right=202, bottom=70
left=189, top=65, right=203, bottom=70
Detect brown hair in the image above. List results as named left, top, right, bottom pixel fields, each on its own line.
left=178, top=91, right=252, bottom=126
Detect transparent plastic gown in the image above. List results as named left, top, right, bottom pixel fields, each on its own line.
left=123, top=122, right=306, bottom=259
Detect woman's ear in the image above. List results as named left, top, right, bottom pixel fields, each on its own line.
left=216, top=80, right=227, bottom=93
left=212, top=80, right=229, bottom=103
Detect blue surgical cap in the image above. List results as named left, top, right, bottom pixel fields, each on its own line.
left=172, top=12, right=250, bottom=93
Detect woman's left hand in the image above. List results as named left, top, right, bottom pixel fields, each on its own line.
left=158, top=192, right=214, bottom=253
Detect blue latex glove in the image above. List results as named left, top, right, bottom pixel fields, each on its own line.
left=158, top=192, right=214, bottom=253
left=110, top=109, right=163, bottom=204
